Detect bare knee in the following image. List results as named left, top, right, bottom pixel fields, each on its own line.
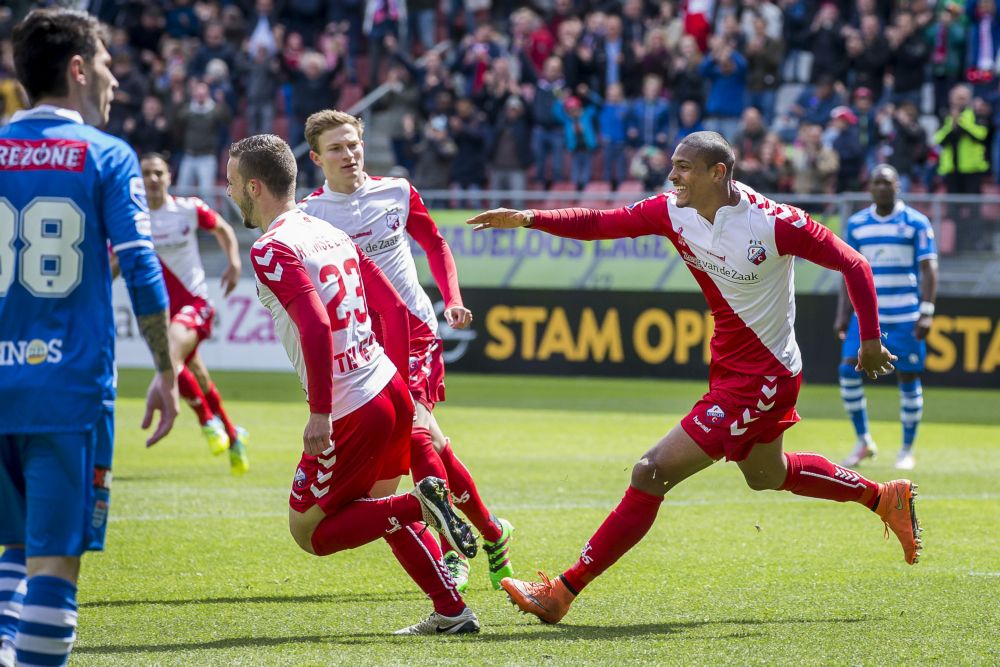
left=288, top=509, right=321, bottom=555
left=741, top=468, right=785, bottom=491
left=630, top=456, right=669, bottom=494
left=27, top=556, right=80, bottom=583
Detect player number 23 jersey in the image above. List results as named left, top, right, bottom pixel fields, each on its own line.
left=251, top=209, right=395, bottom=420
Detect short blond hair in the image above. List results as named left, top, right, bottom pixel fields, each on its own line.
left=304, top=109, right=365, bottom=153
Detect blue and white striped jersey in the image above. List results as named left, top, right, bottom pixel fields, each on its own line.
left=844, top=201, right=936, bottom=324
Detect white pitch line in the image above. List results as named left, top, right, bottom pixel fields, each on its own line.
left=107, top=491, right=1000, bottom=523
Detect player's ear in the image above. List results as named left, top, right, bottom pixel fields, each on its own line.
left=68, top=54, right=87, bottom=86
left=309, top=150, right=321, bottom=167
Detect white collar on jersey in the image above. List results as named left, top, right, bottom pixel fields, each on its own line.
left=321, top=173, right=370, bottom=199
left=11, top=104, right=84, bottom=125
left=867, top=200, right=906, bottom=222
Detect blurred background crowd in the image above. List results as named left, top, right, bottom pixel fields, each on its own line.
left=3, top=0, right=1000, bottom=215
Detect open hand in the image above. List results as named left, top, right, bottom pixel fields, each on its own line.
left=466, top=208, right=533, bottom=231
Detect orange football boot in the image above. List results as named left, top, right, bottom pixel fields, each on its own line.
left=500, top=572, right=575, bottom=624
left=875, top=479, right=923, bottom=564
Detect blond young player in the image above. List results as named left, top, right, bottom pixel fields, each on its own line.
left=297, top=110, right=513, bottom=592
left=229, top=134, right=480, bottom=635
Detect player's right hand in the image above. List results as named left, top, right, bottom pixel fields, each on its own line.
left=466, top=208, right=533, bottom=231
left=304, top=412, right=333, bottom=456
left=143, top=371, right=180, bottom=447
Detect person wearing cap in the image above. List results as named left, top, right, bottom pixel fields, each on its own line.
left=826, top=105, right=864, bottom=191
left=554, top=88, right=599, bottom=191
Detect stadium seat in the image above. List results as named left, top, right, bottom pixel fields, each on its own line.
left=937, top=219, right=956, bottom=255
left=582, top=181, right=611, bottom=208
left=774, top=83, right=805, bottom=119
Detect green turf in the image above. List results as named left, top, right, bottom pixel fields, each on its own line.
left=71, top=370, right=998, bottom=665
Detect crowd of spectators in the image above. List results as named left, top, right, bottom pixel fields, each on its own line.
left=2, top=0, right=1000, bottom=214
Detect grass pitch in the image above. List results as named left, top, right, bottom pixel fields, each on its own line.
left=74, top=371, right=999, bottom=666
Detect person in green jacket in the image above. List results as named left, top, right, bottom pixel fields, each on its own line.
left=934, top=84, right=990, bottom=250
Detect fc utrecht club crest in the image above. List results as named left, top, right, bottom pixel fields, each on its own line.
left=293, top=467, right=307, bottom=489
left=747, top=242, right=767, bottom=265
left=385, top=208, right=403, bottom=231
left=706, top=404, right=725, bottom=424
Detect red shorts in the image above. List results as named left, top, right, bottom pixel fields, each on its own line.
left=172, top=298, right=215, bottom=345
left=408, top=336, right=446, bottom=411
left=288, top=373, right=414, bottom=514
left=680, top=366, right=802, bottom=462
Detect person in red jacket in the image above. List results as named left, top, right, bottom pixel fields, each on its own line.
left=468, top=131, right=922, bottom=625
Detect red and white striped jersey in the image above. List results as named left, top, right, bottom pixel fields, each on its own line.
left=298, top=175, right=463, bottom=340
left=250, top=208, right=398, bottom=420
left=529, top=183, right=879, bottom=377
left=149, top=195, right=217, bottom=309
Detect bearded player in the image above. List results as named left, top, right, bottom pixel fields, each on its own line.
left=140, top=152, right=249, bottom=474
left=298, top=109, right=512, bottom=592
left=229, top=134, right=480, bottom=635
left=468, top=131, right=922, bottom=624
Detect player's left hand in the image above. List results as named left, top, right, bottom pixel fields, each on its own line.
left=304, top=412, right=333, bottom=456
left=221, top=263, right=240, bottom=296
left=913, top=314, right=932, bottom=340
left=143, top=371, right=180, bottom=447
left=856, top=338, right=897, bottom=380
left=466, top=208, right=532, bottom=230
left=444, top=305, right=473, bottom=329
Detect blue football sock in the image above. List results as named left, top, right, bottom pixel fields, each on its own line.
left=0, top=547, right=26, bottom=643
left=899, top=378, right=923, bottom=450
left=839, top=362, right=870, bottom=440
left=15, top=575, right=77, bottom=667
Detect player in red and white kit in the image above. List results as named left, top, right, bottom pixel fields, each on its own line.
left=141, top=153, right=249, bottom=474
left=228, top=134, right=480, bottom=635
left=467, top=132, right=923, bottom=624
left=297, top=110, right=513, bottom=592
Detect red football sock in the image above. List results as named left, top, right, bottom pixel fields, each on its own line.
left=205, top=384, right=238, bottom=444
left=438, top=441, right=501, bottom=542
left=409, top=426, right=448, bottom=481
left=311, top=494, right=423, bottom=556
left=177, top=366, right=213, bottom=425
left=780, top=452, right=879, bottom=508
left=385, top=522, right=465, bottom=617
left=562, top=486, right=662, bottom=594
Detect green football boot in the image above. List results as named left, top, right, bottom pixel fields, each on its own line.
left=482, top=517, right=514, bottom=590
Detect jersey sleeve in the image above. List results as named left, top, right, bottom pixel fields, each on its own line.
left=193, top=198, right=220, bottom=230
left=528, top=194, right=671, bottom=240
left=913, top=214, right=937, bottom=261
left=250, top=240, right=316, bottom=308
left=252, top=239, right=334, bottom=413
left=101, top=143, right=153, bottom=254
left=773, top=208, right=880, bottom=341
left=405, top=185, right=463, bottom=309
left=101, top=141, right=167, bottom=316
left=357, top=245, right=410, bottom=378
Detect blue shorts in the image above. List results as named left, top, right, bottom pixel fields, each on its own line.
left=0, top=405, right=114, bottom=557
left=841, top=315, right=926, bottom=373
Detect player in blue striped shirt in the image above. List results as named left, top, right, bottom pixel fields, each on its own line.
left=835, top=164, right=938, bottom=471
left=0, top=10, right=179, bottom=667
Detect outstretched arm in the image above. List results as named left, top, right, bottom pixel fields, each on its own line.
left=466, top=195, right=670, bottom=240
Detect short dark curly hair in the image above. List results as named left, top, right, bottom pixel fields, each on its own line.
left=13, top=9, right=109, bottom=103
